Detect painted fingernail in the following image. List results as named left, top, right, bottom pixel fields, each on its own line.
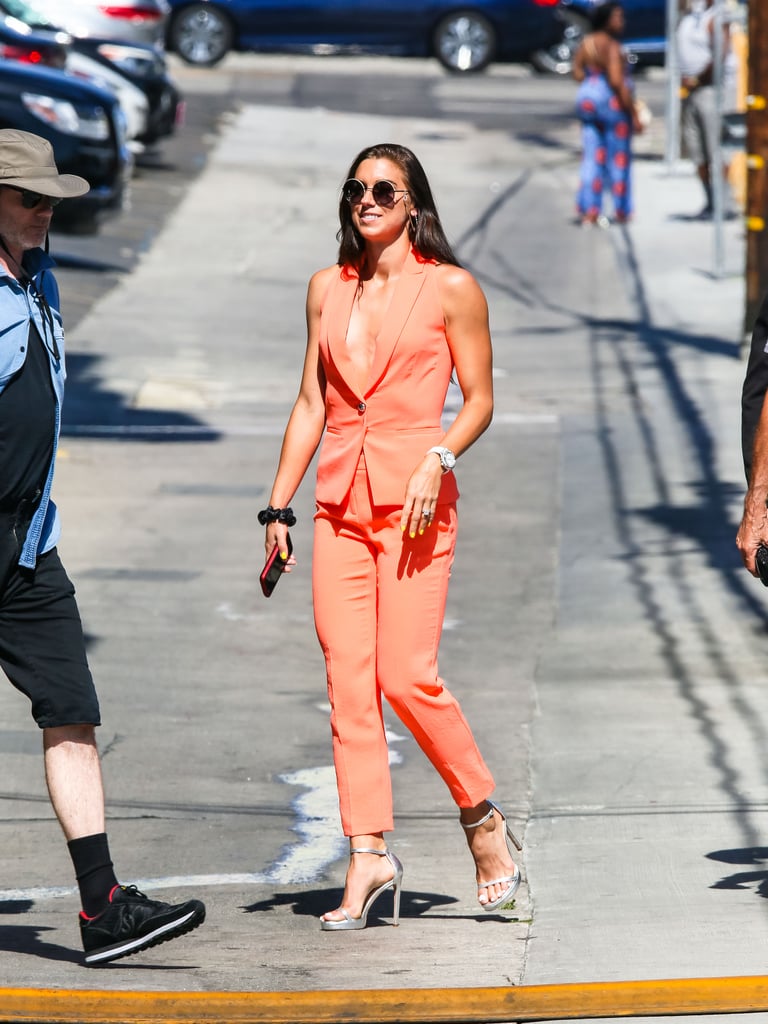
left=409, top=531, right=416, bottom=538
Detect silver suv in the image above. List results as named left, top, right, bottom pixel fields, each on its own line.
left=19, top=0, right=169, bottom=48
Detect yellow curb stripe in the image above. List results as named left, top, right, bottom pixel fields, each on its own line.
left=2, top=977, right=768, bottom=1023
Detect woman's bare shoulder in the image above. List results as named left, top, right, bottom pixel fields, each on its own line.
left=433, top=262, right=483, bottom=300
left=308, top=264, right=339, bottom=292
left=306, top=264, right=340, bottom=308
left=433, top=261, right=474, bottom=285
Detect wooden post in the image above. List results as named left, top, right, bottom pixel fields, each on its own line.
left=745, top=0, right=768, bottom=331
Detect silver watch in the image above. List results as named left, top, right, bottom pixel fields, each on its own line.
left=427, top=446, right=456, bottom=472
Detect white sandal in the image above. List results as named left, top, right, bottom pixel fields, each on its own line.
left=461, top=800, right=522, bottom=912
left=320, top=848, right=403, bottom=931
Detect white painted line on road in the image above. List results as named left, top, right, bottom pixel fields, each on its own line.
left=0, top=874, right=273, bottom=904
left=268, top=764, right=346, bottom=885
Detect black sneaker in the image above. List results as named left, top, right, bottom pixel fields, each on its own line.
left=80, top=884, right=205, bottom=966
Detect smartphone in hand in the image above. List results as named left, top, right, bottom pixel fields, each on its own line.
left=757, top=544, right=768, bottom=587
left=260, top=533, right=293, bottom=597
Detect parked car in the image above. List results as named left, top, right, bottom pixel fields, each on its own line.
left=13, top=0, right=169, bottom=48
left=165, top=0, right=566, bottom=74
left=532, top=0, right=666, bottom=74
left=71, top=38, right=182, bottom=146
left=67, top=48, right=150, bottom=147
left=0, top=6, right=67, bottom=66
left=0, top=9, right=150, bottom=145
left=0, top=59, right=131, bottom=226
left=0, top=0, right=182, bottom=146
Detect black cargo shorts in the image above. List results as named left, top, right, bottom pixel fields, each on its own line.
left=0, top=505, right=100, bottom=728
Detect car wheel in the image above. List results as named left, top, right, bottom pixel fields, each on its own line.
left=530, top=25, right=584, bottom=76
left=433, top=11, right=496, bottom=74
left=169, top=3, right=234, bottom=67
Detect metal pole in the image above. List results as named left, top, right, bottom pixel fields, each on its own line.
left=664, top=0, right=681, bottom=168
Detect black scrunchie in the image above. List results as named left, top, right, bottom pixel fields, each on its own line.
left=258, top=506, right=297, bottom=527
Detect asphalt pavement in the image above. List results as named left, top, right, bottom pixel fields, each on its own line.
left=0, top=55, right=764, bottom=1022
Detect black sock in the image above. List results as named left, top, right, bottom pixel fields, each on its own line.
left=67, top=832, right=119, bottom=917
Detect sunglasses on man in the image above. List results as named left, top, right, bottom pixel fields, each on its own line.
left=342, top=179, right=409, bottom=208
left=3, top=185, right=62, bottom=209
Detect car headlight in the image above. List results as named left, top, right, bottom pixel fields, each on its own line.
left=112, top=104, right=128, bottom=147
left=96, top=43, right=165, bottom=78
left=21, top=93, right=109, bottom=140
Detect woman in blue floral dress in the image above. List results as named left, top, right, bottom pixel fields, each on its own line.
left=573, top=2, right=644, bottom=225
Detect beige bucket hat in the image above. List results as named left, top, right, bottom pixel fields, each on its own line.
left=0, top=130, right=89, bottom=198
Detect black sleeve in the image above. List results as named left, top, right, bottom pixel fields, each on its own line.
left=741, top=291, right=768, bottom=482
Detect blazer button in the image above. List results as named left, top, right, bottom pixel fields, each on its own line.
left=357, top=401, right=366, bottom=413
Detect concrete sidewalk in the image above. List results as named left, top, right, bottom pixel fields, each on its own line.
left=0, top=78, right=765, bottom=1019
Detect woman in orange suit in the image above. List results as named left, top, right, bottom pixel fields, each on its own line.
left=261, top=143, right=521, bottom=931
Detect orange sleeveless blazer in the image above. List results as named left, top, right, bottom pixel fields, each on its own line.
left=315, top=249, right=460, bottom=508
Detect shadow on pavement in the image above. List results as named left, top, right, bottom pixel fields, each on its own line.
left=0, top=922, right=79, bottom=964
left=61, top=352, right=222, bottom=443
left=708, top=847, right=768, bottom=899
left=244, top=887, right=465, bottom=922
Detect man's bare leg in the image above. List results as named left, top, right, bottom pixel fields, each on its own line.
left=43, top=724, right=105, bottom=840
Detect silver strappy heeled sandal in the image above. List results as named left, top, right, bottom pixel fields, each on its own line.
left=320, top=847, right=404, bottom=931
left=461, top=799, right=522, bottom=912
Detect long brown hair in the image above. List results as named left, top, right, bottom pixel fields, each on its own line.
left=336, top=143, right=461, bottom=275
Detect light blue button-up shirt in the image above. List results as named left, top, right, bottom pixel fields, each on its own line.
left=0, top=248, right=65, bottom=568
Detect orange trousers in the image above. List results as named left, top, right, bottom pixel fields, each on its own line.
left=312, top=458, right=495, bottom=837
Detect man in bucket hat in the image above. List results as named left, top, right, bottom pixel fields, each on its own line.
left=0, top=130, right=205, bottom=965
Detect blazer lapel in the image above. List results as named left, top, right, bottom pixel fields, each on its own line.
left=324, top=251, right=429, bottom=399
left=325, top=268, right=365, bottom=399
left=366, top=249, right=426, bottom=396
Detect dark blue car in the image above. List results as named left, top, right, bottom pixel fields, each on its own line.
left=564, top=0, right=665, bottom=63
left=531, top=0, right=665, bottom=74
left=166, top=0, right=567, bottom=73
left=0, top=60, right=131, bottom=225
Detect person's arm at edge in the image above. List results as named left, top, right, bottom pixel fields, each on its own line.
left=737, top=391, right=768, bottom=576
left=263, top=266, right=331, bottom=566
left=605, top=39, right=642, bottom=131
left=400, top=264, right=493, bottom=538
left=737, top=291, right=768, bottom=575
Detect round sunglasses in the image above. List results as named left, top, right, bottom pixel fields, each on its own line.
left=342, top=178, right=408, bottom=207
left=3, top=185, right=62, bottom=209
